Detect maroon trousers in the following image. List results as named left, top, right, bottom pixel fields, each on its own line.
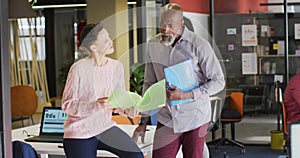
left=152, top=122, right=208, bottom=158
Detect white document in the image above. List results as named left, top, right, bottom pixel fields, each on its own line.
left=295, top=24, right=300, bottom=39
left=261, top=25, right=269, bottom=32
left=277, top=40, right=285, bottom=55
left=242, top=53, right=257, bottom=74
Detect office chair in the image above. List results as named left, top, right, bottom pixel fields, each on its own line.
left=12, top=141, right=38, bottom=158
left=208, top=97, right=224, bottom=141
left=215, top=92, right=245, bottom=154
left=280, top=101, right=290, bottom=156
left=11, top=85, right=38, bottom=127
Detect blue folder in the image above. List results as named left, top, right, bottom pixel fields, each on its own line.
left=164, top=58, right=197, bottom=105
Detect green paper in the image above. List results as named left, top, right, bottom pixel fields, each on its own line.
left=107, top=79, right=166, bottom=112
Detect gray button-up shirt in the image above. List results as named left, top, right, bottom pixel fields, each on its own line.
left=143, top=27, right=225, bottom=133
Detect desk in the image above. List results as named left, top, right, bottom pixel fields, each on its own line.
left=12, top=124, right=156, bottom=158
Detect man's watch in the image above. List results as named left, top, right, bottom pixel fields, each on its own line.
left=138, top=119, right=148, bottom=125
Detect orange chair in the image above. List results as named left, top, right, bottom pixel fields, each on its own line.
left=50, top=85, right=65, bottom=107
left=280, top=101, right=288, bottom=136
left=215, top=92, right=245, bottom=154
left=11, top=85, right=38, bottom=127
left=280, top=101, right=290, bottom=154
left=112, top=115, right=141, bottom=125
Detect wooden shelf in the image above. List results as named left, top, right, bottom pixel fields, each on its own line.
left=257, top=54, right=299, bottom=58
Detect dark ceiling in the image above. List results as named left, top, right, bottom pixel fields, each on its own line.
left=34, top=0, right=141, bottom=6
left=34, top=0, right=86, bottom=6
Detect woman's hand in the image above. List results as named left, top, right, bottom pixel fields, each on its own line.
left=97, top=97, right=108, bottom=107
left=124, top=107, right=139, bottom=118
left=113, top=108, right=138, bottom=118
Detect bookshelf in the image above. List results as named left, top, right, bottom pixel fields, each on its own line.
left=214, top=12, right=300, bottom=113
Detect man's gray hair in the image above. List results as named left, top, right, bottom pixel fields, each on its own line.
left=162, top=3, right=182, bottom=12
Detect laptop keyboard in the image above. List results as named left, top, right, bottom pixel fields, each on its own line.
left=25, top=135, right=63, bottom=143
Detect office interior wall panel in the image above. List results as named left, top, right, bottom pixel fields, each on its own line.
left=267, top=0, right=300, bottom=13
left=171, top=0, right=268, bottom=14
left=0, top=0, right=12, bottom=157
left=170, top=0, right=210, bottom=14
left=54, top=9, right=75, bottom=98
left=183, top=12, right=210, bottom=40
left=214, top=0, right=268, bottom=14
left=86, top=0, right=130, bottom=89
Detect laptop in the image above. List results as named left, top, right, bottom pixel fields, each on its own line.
left=291, top=122, right=300, bottom=158
left=25, top=107, right=67, bottom=143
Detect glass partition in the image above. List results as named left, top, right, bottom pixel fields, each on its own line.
left=213, top=0, right=299, bottom=114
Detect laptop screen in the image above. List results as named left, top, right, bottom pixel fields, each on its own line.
left=40, top=107, right=67, bottom=134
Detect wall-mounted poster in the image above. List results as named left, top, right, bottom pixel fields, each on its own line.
left=242, top=53, right=257, bottom=74
left=242, top=25, right=257, bottom=46
left=261, top=25, right=269, bottom=37
left=227, top=28, right=237, bottom=35
left=295, top=24, right=300, bottom=39
left=228, top=44, right=235, bottom=51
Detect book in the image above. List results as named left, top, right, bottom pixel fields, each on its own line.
left=164, top=58, right=197, bottom=105
left=107, top=79, right=166, bottom=112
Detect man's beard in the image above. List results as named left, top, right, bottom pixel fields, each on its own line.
left=159, top=33, right=176, bottom=46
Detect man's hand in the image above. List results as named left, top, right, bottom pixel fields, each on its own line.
left=166, top=83, right=194, bottom=100
left=132, top=124, right=147, bottom=143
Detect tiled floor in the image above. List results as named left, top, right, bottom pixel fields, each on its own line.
left=12, top=112, right=279, bottom=145
left=206, top=113, right=279, bottom=145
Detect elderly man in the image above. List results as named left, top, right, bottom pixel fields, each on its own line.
left=133, top=3, right=225, bottom=158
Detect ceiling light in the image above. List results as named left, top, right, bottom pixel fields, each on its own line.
left=128, top=2, right=137, bottom=5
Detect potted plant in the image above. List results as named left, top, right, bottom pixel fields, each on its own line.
left=129, top=63, right=145, bottom=95
left=50, top=60, right=73, bottom=107
left=57, top=61, right=74, bottom=85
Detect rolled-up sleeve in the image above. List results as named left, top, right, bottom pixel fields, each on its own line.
left=192, top=40, right=225, bottom=99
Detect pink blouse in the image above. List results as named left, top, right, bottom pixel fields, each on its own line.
left=62, top=58, right=125, bottom=138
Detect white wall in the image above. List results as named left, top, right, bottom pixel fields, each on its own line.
left=268, top=0, right=300, bottom=13
left=183, top=12, right=210, bottom=41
